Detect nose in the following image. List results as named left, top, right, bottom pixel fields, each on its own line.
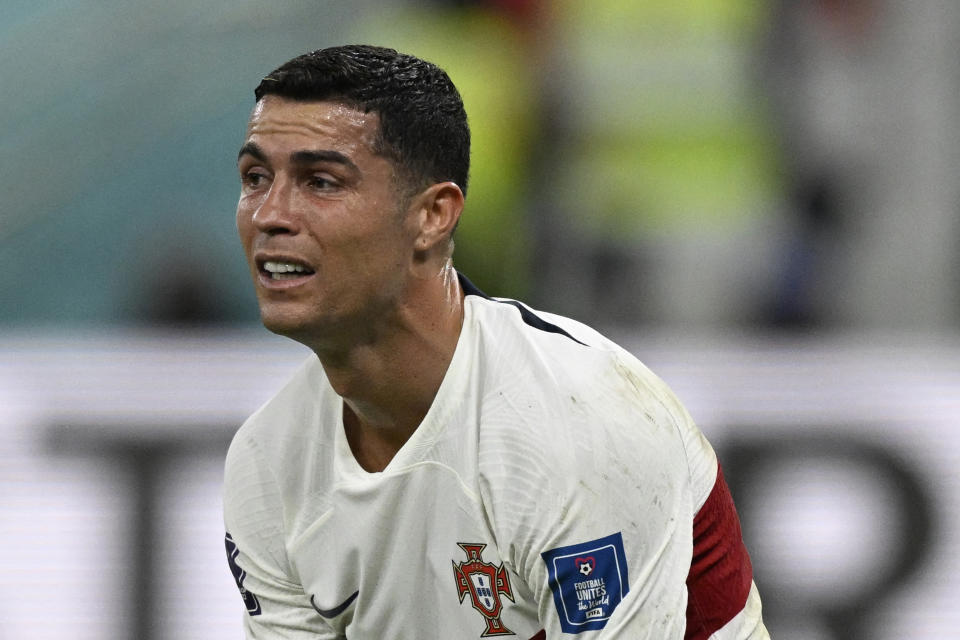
left=251, top=177, right=299, bottom=235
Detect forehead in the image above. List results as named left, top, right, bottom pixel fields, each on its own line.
left=244, top=96, right=380, bottom=155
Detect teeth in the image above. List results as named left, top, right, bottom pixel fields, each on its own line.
left=264, top=261, right=308, bottom=273
left=263, top=261, right=311, bottom=279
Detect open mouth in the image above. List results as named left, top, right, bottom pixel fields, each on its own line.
left=260, top=260, right=316, bottom=281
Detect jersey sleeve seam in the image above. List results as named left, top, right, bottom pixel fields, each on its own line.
left=611, top=350, right=703, bottom=509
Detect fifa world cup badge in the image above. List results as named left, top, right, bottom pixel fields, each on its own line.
left=540, top=532, right=630, bottom=633
left=452, top=542, right=516, bottom=636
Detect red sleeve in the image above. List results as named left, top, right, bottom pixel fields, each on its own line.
left=684, top=464, right=754, bottom=640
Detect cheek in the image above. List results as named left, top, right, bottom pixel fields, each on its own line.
left=355, top=223, right=410, bottom=263
left=235, top=204, right=254, bottom=243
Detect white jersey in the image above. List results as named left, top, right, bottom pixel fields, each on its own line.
left=223, top=276, right=768, bottom=639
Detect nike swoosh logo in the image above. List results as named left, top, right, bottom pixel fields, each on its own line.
left=311, top=590, right=359, bottom=619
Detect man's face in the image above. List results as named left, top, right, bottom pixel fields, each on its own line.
left=236, top=96, right=418, bottom=342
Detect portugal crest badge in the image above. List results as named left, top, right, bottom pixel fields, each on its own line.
left=452, top=542, right=515, bottom=636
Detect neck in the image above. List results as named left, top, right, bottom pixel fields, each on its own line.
left=314, top=263, right=464, bottom=472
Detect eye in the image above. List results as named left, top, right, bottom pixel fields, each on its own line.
left=240, top=170, right=268, bottom=190
left=307, top=174, right=339, bottom=191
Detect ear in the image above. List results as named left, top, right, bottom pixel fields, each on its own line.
left=411, top=181, right=464, bottom=256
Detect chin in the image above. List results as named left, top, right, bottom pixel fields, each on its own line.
left=259, top=307, right=312, bottom=339
left=259, top=306, right=342, bottom=349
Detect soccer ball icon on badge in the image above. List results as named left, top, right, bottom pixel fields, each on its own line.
left=576, top=557, right=595, bottom=577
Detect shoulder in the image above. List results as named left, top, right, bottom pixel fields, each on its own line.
left=465, top=290, right=719, bottom=516
left=465, top=289, right=692, bottom=442
left=232, top=354, right=328, bottom=434
left=224, top=355, right=336, bottom=536
left=226, top=355, right=331, bottom=472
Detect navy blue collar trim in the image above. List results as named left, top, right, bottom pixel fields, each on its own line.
left=457, top=272, right=586, bottom=346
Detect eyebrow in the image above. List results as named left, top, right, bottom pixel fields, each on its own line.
left=237, top=142, right=360, bottom=175
left=237, top=141, right=267, bottom=163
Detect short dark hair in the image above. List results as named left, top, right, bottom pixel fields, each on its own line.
left=254, top=45, right=470, bottom=197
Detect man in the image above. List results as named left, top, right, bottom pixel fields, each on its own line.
left=224, top=44, right=768, bottom=639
